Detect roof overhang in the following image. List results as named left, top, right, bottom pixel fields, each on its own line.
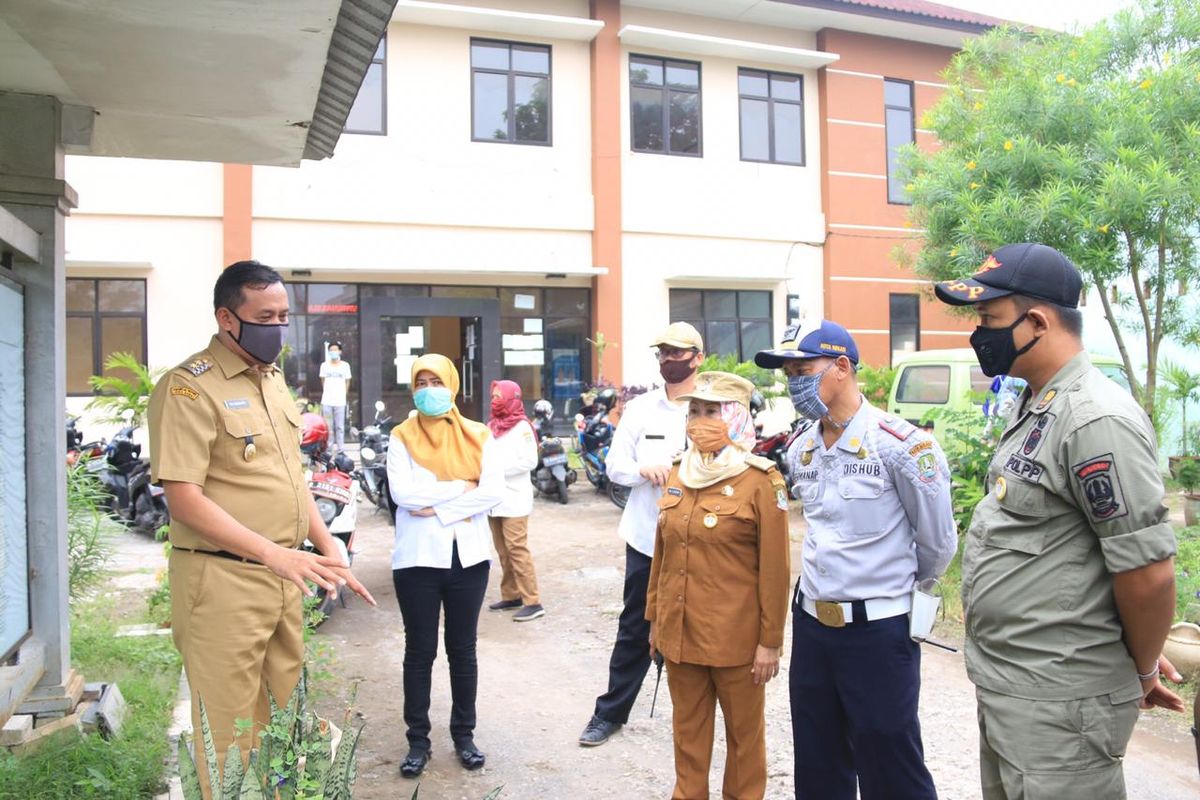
left=623, top=0, right=1007, bottom=48
left=0, top=0, right=395, bottom=167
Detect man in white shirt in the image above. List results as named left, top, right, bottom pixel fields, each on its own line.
left=319, top=342, right=352, bottom=453
left=578, top=322, right=704, bottom=747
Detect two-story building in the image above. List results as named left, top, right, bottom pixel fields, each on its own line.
left=64, top=0, right=1005, bottom=428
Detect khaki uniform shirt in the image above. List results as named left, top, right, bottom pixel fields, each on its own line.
left=148, top=335, right=310, bottom=551
left=645, top=460, right=791, bottom=667
left=962, top=352, right=1177, bottom=701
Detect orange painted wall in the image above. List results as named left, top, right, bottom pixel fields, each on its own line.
left=222, top=164, right=253, bottom=266
left=590, top=0, right=622, bottom=385
left=818, top=28, right=972, bottom=366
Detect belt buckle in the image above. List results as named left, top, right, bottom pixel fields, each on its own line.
left=814, top=601, right=846, bottom=628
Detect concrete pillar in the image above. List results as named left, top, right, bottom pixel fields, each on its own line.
left=0, top=91, right=79, bottom=716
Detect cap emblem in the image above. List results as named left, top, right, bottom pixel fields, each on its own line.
left=975, top=255, right=1003, bottom=275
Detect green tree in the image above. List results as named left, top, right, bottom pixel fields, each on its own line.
left=86, top=352, right=165, bottom=428
left=898, top=0, right=1200, bottom=425
left=1161, top=359, right=1200, bottom=454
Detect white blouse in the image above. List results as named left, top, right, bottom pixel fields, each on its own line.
left=386, top=435, right=504, bottom=570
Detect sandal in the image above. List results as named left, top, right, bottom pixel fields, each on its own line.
left=399, top=748, right=431, bottom=778
left=455, top=741, right=486, bottom=771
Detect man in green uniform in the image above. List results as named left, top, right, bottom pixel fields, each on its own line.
left=935, top=243, right=1183, bottom=799
left=148, top=261, right=376, bottom=799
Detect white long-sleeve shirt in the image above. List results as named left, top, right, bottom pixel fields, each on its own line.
left=387, top=435, right=504, bottom=569
left=489, top=420, right=539, bottom=518
left=606, top=388, right=689, bottom=557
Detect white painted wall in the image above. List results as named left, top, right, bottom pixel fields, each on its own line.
left=253, top=21, right=595, bottom=240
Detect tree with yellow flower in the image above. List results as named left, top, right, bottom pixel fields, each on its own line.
left=896, top=0, right=1200, bottom=426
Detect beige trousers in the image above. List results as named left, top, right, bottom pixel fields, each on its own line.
left=488, top=515, right=540, bottom=605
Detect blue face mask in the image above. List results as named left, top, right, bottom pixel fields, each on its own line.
left=329, top=351, right=341, bottom=361
left=414, top=386, right=454, bottom=417
left=787, top=364, right=832, bottom=421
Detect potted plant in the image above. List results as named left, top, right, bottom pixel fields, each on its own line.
left=1177, top=458, right=1200, bottom=527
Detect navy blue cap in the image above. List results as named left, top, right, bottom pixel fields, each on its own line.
left=934, top=243, right=1083, bottom=308
left=754, top=320, right=859, bottom=369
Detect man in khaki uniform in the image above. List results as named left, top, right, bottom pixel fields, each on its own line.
left=148, top=261, right=375, bottom=798
left=935, top=243, right=1183, bottom=799
left=646, top=371, right=791, bottom=800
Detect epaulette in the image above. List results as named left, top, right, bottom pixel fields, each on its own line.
left=878, top=415, right=916, bottom=441
left=747, top=454, right=777, bottom=472
left=183, top=357, right=213, bottom=377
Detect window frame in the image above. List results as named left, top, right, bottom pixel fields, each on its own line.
left=888, top=292, right=920, bottom=366
left=668, top=288, right=772, bottom=361
left=628, top=53, right=703, bottom=158
left=884, top=77, right=915, bottom=205
left=344, top=35, right=388, bottom=136
left=66, top=278, right=149, bottom=397
left=470, top=37, right=553, bottom=147
left=737, top=68, right=805, bottom=166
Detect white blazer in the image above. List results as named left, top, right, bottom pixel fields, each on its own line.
left=387, top=434, right=504, bottom=570
left=488, top=420, right=539, bottom=518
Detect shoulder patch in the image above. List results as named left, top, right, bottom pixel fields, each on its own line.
left=746, top=454, right=776, bottom=472
left=776, top=487, right=790, bottom=511
left=908, top=439, right=933, bottom=457
left=1072, top=453, right=1128, bottom=522
left=170, top=384, right=199, bottom=401
left=185, top=357, right=213, bottom=377
left=879, top=416, right=916, bottom=441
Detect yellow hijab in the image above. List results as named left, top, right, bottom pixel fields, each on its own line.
left=392, top=354, right=489, bottom=481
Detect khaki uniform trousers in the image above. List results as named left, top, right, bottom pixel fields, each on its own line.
left=666, top=659, right=767, bottom=800
left=170, top=550, right=304, bottom=800
left=976, top=687, right=1141, bottom=800
left=488, top=516, right=540, bottom=605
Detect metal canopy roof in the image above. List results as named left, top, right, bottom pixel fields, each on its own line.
left=0, top=0, right=396, bottom=166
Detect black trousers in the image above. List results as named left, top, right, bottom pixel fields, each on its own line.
left=789, top=598, right=937, bottom=800
left=393, top=544, right=489, bottom=752
left=593, top=545, right=653, bottom=725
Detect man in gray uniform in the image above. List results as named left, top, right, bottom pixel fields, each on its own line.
left=756, top=320, right=957, bottom=800
left=935, top=242, right=1183, bottom=799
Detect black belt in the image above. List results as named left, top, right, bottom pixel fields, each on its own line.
left=173, top=546, right=263, bottom=566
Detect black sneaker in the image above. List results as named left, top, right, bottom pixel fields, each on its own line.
left=488, top=598, right=522, bottom=611
left=578, top=715, right=622, bottom=747
left=513, top=604, right=545, bottom=622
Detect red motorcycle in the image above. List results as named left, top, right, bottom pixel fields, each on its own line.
left=300, top=412, right=360, bottom=620
left=749, top=391, right=805, bottom=480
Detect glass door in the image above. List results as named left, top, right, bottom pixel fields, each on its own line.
left=361, top=297, right=501, bottom=426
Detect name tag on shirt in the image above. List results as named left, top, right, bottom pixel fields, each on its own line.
left=645, top=434, right=665, bottom=440
left=224, top=399, right=251, bottom=410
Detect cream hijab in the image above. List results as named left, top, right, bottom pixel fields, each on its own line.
left=677, top=400, right=757, bottom=489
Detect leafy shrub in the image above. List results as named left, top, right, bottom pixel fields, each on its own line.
left=698, top=353, right=784, bottom=398
left=855, top=363, right=897, bottom=408
left=66, top=458, right=119, bottom=600
left=1176, top=527, right=1200, bottom=624
left=86, top=352, right=165, bottom=428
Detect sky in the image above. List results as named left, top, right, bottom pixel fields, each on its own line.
left=939, top=0, right=1138, bottom=31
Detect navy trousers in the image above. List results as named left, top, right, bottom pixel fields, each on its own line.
left=789, top=599, right=937, bottom=800
left=593, top=545, right=653, bottom=725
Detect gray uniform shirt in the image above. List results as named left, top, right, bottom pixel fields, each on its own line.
left=962, top=352, right=1178, bottom=701
left=787, top=398, right=958, bottom=601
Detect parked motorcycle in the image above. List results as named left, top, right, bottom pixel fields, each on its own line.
left=351, top=399, right=396, bottom=514
left=66, top=416, right=104, bottom=466
left=300, top=412, right=360, bottom=621
left=86, top=411, right=169, bottom=534
left=573, top=389, right=630, bottom=510
left=530, top=400, right=576, bottom=504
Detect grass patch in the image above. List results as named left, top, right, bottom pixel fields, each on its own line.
left=0, top=596, right=182, bottom=799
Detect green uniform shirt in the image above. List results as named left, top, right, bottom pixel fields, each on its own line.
left=962, top=352, right=1177, bottom=701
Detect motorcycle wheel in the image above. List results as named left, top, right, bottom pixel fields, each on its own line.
left=582, top=458, right=603, bottom=488
left=556, top=477, right=569, bottom=505
left=607, top=481, right=630, bottom=510
left=132, top=492, right=166, bottom=535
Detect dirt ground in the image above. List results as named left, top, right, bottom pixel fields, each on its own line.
left=301, top=489, right=1200, bottom=800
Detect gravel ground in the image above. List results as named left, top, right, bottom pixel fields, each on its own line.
left=117, top=483, right=1198, bottom=799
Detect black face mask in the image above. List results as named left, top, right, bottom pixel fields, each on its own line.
left=970, top=312, right=1039, bottom=377
left=228, top=310, right=288, bottom=365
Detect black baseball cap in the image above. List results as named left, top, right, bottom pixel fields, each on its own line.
left=934, top=243, right=1083, bottom=308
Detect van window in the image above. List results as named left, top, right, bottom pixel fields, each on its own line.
left=969, top=366, right=993, bottom=395
left=896, top=365, right=950, bottom=404
left=1097, top=364, right=1131, bottom=392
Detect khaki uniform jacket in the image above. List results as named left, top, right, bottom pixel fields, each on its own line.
left=962, top=352, right=1177, bottom=701
left=646, top=459, right=791, bottom=667
left=147, top=335, right=310, bottom=551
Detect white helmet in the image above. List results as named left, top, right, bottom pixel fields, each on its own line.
left=533, top=399, right=554, bottom=421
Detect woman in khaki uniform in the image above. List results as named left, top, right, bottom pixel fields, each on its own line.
left=646, top=371, right=791, bottom=800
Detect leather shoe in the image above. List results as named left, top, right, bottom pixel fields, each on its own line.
left=399, top=748, right=430, bottom=778
left=578, top=715, right=622, bottom=747
left=455, top=740, right=486, bottom=770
